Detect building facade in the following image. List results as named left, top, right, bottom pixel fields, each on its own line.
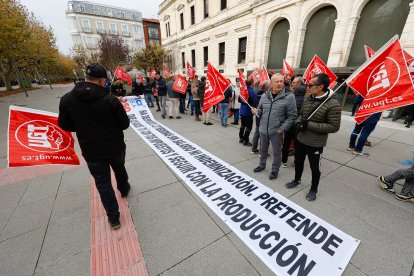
left=66, top=0, right=145, bottom=55
left=143, top=18, right=162, bottom=47
left=158, top=0, right=414, bottom=81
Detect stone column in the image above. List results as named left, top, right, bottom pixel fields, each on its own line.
left=401, top=1, right=414, bottom=55
left=340, top=16, right=360, bottom=67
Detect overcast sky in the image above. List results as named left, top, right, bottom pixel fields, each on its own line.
left=19, top=0, right=164, bottom=55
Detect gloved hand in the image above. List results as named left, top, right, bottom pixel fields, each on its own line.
left=297, top=120, right=309, bottom=131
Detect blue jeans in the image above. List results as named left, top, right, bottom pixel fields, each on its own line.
left=188, top=95, right=194, bottom=114
left=349, top=122, right=377, bottom=152
left=145, top=93, right=153, bottom=107
left=219, top=103, right=229, bottom=126
left=233, top=109, right=240, bottom=123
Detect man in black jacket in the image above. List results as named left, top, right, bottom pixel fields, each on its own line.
left=58, top=63, right=130, bottom=229
left=154, top=71, right=167, bottom=118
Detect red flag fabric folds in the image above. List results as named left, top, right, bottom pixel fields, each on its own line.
left=282, top=59, right=295, bottom=77
left=8, top=106, right=80, bottom=167
left=346, top=36, right=414, bottom=123
left=238, top=69, right=248, bottom=102
left=186, top=62, right=196, bottom=80
left=303, top=55, right=337, bottom=86
left=172, top=75, right=188, bottom=94
left=163, top=65, right=171, bottom=79
left=114, top=66, right=132, bottom=86
left=203, top=62, right=230, bottom=113
left=259, top=66, right=270, bottom=89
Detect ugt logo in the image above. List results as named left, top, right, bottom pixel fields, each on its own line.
left=15, top=120, right=72, bottom=153
left=310, top=63, right=324, bottom=75
left=366, top=57, right=400, bottom=99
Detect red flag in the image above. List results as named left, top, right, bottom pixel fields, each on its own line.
left=8, top=106, right=80, bottom=167
left=249, top=68, right=262, bottom=85
left=259, top=66, right=270, bottom=89
left=163, top=65, right=171, bottom=79
left=269, top=70, right=276, bottom=76
left=172, top=74, right=188, bottom=94
left=364, top=45, right=376, bottom=60
left=282, top=59, right=295, bottom=77
left=186, top=62, right=196, bottom=80
left=136, top=73, right=144, bottom=83
left=404, top=50, right=414, bottom=83
left=114, top=66, right=132, bottom=86
left=203, top=62, right=230, bottom=113
left=303, top=55, right=337, bottom=86
left=238, top=69, right=249, bottom=102
left=149, top=68, right=156, bottom=79
left=346, top=36, right=414, bottom=123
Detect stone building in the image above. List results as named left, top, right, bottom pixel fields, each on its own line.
left=66, top=0, right=146, bottom=56
left=158, top=0, right=414, bottom=81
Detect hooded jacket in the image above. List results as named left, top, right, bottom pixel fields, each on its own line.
left=58, top=82, right=130, bottom=161
left=257, top=88, right=297, bottom=135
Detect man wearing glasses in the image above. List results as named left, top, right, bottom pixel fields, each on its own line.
left=285, top=73, right=341, bottom=201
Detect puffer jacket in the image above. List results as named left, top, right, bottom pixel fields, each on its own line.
left=257, top=88, right=297, bottom=135
left=296, top=90, right=341, bottom=147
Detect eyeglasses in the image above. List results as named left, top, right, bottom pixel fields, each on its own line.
left=307, top=83, right=319, bottom=88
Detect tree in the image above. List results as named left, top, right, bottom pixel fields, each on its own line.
left=131, top=43, right=167, bottom=73
left=71, top=45, right=99, bottom=70
left=98, top=34, right=129, bottom=72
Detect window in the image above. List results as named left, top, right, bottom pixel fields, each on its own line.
left=133, top=24, right=143, bottom=38
left=107, top=8, right=112, bottom=16
left=219, top=42, right=225, bottom=65
left=134, top=39, right=144, bottom=50
left=71, top=35, right=81, bottom=46
left=80, top=4, right=85, bottom=12
left=180, top=13, right=184, bottom=30
left=190, top=6, right=195, bottom=25
left=204, top=0, right=209, bottom=18
left=121, top=24, right=129, bottom=36
left=191, top=49, right=196, bottom=67
left=182, top=52, right=185, bottom=68
left=120, top=12, right=125, bottom=18
left=203, top=46, right=208, bottom=66
left=86, top=36, right=95, bottom=48
left=81, top=19, right=91, bottom=32
left=68, top=18, right=78, bottom=31
left=165, top=22, right=171, bottom=37
left=148, top=26, right=159, bottom=39
left=221, top=0, right=227, bottom=10
left=238, top=37, right=247, bottom=64
left=96, top=21, right=104, bottom=33
left=109, top=23, right=117, bottom=34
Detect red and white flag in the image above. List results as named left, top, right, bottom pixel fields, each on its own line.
left=249, top=68, right=262, bottom=85
left=136, top=73, right=144, bottom=83
left=149, top=68, right=157, bottom=79
left=186, top=62, right=196, bottom=80
left=163, top=65, right=171, bottom=79
left=238, top=69, right=249, bottom=102
left=259, top=66, right=270, bottom=89
left=364, top=45, right=376, bottom=60
left=203, top=62, right=230, bottom=113
left=114, top=66, right=132, bottom=86
left=8, top=106, right=80, bottom=167
left=282, top=59, right=295, bottom=77
left=346, top=36, right=414, bottom=123
left=303, top=55, right=337, bottom=86
left=172, top=74, right=188, bottom=94
left=404, top=50, right=414, bottom=83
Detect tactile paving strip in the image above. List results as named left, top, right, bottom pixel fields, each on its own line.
left=90, top=173, right=148, bottom=276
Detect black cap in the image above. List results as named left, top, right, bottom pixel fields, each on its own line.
left=85, top=63, right=107, bottom=78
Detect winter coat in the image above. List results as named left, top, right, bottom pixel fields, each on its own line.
left=155, top=77, right=167, bottom=96
left=191, top=80, right=200, bottom=100
left=239, top=87, right=256, bottom=117
left=255, top=89, right=266, bottom=126
left=198, top=81, right=206, bottom=106
left=257, top=88, right=297, bottom=135
left=294, top=84, right=306, bottom=112
left=296, top=90, right=341, bottom=148
left=58, top=82, right=130, bottom=161
left=231, top=87, right=241, bottom=110
left=111, top=83, right=126, bottom=97
left=220, top=86, right=233, bottom=104
left=167, top=80, right=178, bottom=98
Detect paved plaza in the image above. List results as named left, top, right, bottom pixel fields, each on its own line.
left=0, top=84, right=413, bottom=276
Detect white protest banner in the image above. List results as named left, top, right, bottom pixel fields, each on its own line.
left=121, top=96, right=360, bottom=276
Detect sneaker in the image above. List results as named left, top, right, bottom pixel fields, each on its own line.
left=156, top=109, right=161, bottom=112
left=231, top=122, right=239, bottom=125
left=285, top=180, right=301, bottom=189
left=206, top=122, right=213, bottom=125
left=243, top=142, right=252, bottom=146
left=176, top=116, right=182, bottom=119
left=253, top=166, right=265, bottom=173
left=281, top=162, right=288, bottom=168
left=269, top=172, right=277, bottom=180
left=108, top=218, right=121, bottom=229
left=353, top=150, right=369, bottom=156
left=121, top=183, right=131, bottom=198
left=306, top=190, right=317, bottom=201
left=250, top=150, right=259, bottom=154
left=347, top=147, right=355, bottom=151
left=378, top=176, right=395, bottom=194
left=169, top=116, right=173, bottom=119
left=365, top=141, right=371, bottom=147
left=395, top=193, right=414, bottom=203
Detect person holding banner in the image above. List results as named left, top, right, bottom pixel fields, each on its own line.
left=285, top=73, right=341, bottom=201
left=58, top=63, right=131, bottom=229
left=251, top=74, right=297, bottom=180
